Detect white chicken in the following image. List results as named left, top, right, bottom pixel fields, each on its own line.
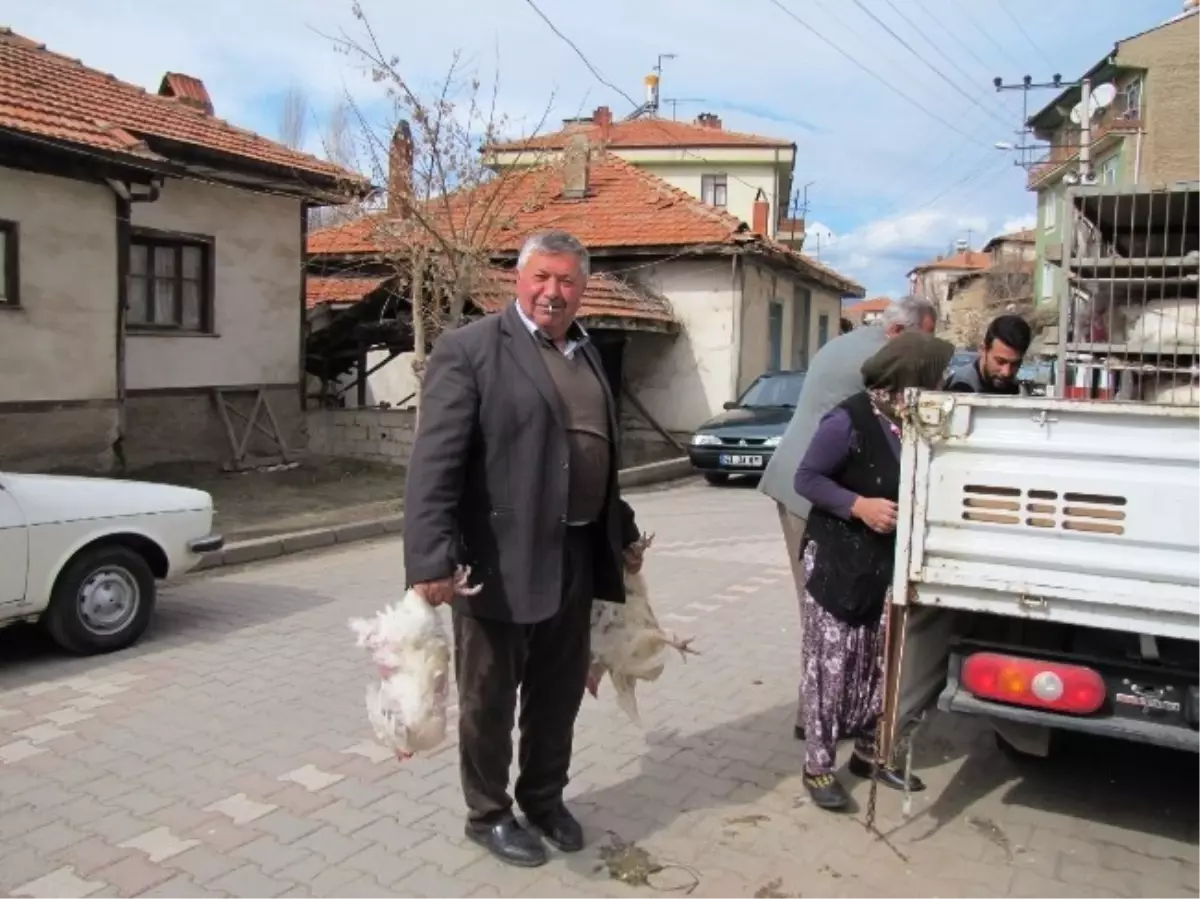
left=348, top=565, right=480, bottom=760
left=586, top=532, right=696, bottom=724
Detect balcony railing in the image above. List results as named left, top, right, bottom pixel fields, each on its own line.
left=1027, top=98, right=1143, bottom=188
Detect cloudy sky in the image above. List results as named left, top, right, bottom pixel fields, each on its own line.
left=7, top=0, right=1183, bottom=295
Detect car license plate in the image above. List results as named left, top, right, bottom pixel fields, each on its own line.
left=719, top=454, right=764, bottom=468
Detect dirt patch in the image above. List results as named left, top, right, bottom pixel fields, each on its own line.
left=124, top=457, right=405, bottom=541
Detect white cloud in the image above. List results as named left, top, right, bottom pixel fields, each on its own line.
left=3, top=0, right=1181, bottom=294
left=999, top=213, right=1038, bottom=234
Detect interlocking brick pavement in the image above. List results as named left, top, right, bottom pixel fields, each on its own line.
left=2, top=480, right=1196, bottom=897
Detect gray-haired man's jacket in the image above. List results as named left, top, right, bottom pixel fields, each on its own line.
left=758, top=324, right=889, bottom=519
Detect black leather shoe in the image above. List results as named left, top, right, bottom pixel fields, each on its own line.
left=525, top=803, right=585, bottom=853
left=464, top=818, right=547, bottom=868
left=803, top=771, right=850, bottom=811
left=847, top=753, right=927, bottom=792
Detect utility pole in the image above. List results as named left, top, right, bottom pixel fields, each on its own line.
left=993, top=74, right=1077, bottom=168
left=1077, top=77, right=1093, bottom=182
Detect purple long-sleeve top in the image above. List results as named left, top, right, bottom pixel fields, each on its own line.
left=793, top=405, right=901, bottom=521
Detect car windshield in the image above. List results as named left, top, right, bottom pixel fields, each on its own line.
left=738, top=372, right=806, bottom=408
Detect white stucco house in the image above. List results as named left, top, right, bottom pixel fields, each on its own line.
left=0, top=29, right=364, bottom=472
left=486, top=105, right=805, bottom=247
left=307, top=137, right=863, bottom=463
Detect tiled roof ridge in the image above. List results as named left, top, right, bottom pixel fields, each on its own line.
left=489, top=116, right=794, bottom=150
left=0, top=27, right=356, bottom=182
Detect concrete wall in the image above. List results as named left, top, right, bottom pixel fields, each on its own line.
left=0, top=167, right=120, bottom=470
left=1120, top=12, right=1200, bottom=187
left=633, top=158, right=783, bottom=237
left=127, top=178, right=303, bottom=390
left=308, top=408, right=416, bottom=466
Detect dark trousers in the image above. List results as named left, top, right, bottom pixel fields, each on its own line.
left=452, top=525, right=595, bottom=824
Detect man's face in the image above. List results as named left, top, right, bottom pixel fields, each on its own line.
left=979, top=338, right=1024, bottom=389
left=515, top=251, right=586, bottom=340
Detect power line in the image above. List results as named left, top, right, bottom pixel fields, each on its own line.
left=520, top=0, right=642, bottom=111
left=763, top=0, right=990, bottom=148
left=911, top=0, right=1003, bottom=82
left=957, top=4, right=1025, bottom=71
left=848, top=0, right=1011, bottom=130
left=997, top=0, right=1056, bottom=71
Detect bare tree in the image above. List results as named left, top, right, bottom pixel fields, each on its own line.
left=279, top=85, right=309, bottom=152
left=946, top=258, right=1035, bottom=347
left=321, top=1, right=560, bottom=397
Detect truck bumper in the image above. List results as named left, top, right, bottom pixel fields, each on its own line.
left=938, top=659, right=1200, bottom=753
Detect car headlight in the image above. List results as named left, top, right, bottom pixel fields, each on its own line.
left=691, top=433, right=721, bottom=447
left=764, top=435, right=782, bottom=448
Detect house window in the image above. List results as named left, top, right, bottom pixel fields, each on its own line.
left=817, top=313, right=830, bottom=349
left=0, top=220, right=18, bottom=306
left=701, top=174, right=728, bottom=208
left=1040, top=262, right=1054, bottom=301
left=1042, top=193, right=1057, bottom=232
left=767, top=301, right=783, bottom=371
left=127, top=230, right=213, bottom=331
left=1122, top=77, right=1143, bottom=120
left=1099, top=155, right=1119, bottom=185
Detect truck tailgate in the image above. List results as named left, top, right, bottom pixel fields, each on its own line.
left=893, top=393, right=1200, bottom=640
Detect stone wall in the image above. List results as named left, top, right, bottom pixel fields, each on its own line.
left=307, top=408, right=416, bottom=466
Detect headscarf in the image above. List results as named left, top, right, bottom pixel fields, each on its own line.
left=860, top=331, right=955, bottom=423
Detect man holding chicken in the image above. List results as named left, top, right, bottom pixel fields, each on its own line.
left=403, top=230, right=644, bottom=868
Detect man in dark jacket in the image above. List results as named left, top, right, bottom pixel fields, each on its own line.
left=403, top=230, right=643, bottom=868
left=945, top=313, right=1032, bottom=395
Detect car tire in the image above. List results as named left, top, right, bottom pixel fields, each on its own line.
left=704, top=473, right=729, bottom=486
left=43, top=545, right=156, bottom=655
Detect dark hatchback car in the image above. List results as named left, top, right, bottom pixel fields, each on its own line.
left=687, top=369, right=805, bottom=485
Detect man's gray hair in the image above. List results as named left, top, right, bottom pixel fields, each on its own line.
left=516, top=230, right=591, bottom=278
left=880, top=295, right=936, bottom=331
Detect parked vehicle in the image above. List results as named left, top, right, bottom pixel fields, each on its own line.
left=687, top=370, right=805, bottom=485
left=0, top=472, right=223, bottom=655
left=944, top=349, right=978, bottom=384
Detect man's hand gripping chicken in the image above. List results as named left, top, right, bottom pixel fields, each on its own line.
left=348, top=565, right=481, bottom=762
left=585, top=532, right=697, bottom=723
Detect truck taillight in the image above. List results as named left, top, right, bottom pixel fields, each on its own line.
left=961, top=652, right=1106, bottom=715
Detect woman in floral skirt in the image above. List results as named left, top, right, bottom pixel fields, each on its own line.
left=793, top=331, right=953, bottom=810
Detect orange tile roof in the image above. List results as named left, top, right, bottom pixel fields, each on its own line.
left=308, top=153, right=864, bottom=296
left=0, top=28, right=362, bottom=190
left=909, top=249, right=992, bottom=274
left=306, top=268, right=676, bottom=326
left=306, top=276, right=389, bottom=308
left=488, top=114, right=794, bottom=152
left=844, top=297, right=891, bottom=315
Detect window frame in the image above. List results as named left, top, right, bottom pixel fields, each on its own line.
left=126, top=227, right=215, bottom=333
left=1042, top=192, right=1057, bottom=232
left=701, top=173, right=728, bottom=208
left=0, top=219, right=19, bottom=307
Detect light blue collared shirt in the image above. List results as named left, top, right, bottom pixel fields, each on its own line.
left=513, top=301, right=590, bottom=360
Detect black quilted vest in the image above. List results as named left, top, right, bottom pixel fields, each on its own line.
left=803, top=391, right=900, bottom=627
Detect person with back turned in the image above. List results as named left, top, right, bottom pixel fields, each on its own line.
left=402, top=230, right=645, bottom=868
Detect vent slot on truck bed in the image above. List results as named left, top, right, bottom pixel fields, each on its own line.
left=962, top=485, right=1127, bottom=536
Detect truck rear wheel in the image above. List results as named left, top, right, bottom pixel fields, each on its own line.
left=43, top=545, right=156, bottom=655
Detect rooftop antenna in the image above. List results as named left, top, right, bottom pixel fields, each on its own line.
left=630, top=53, right=676, bottom=120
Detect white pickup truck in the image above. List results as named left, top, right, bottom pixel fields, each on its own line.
left=0, top=472, right=223, bottom=655
left=879, top=392, right=1200, bottom=761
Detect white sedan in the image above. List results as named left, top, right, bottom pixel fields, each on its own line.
left=0, top=472, right=223, bottom=655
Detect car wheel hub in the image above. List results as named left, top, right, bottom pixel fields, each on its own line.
left=78, top=567, right=140, bottom=636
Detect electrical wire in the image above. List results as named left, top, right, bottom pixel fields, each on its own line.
left=763, top=0, right=991, bottom=148
left=848, top=0, right=1011, bottom=131
left=997, top=0, right=1057, bottom=71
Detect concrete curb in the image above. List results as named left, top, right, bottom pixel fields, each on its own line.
left=194, top=514, right=404, bottom=571
left=196, top=459, right=694, bottom=571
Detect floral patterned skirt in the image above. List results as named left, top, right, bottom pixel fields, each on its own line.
left=800, top=539, right=888, bottom=775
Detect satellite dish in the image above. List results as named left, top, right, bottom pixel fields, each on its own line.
left=1092, top=83, right=1117, bottom=108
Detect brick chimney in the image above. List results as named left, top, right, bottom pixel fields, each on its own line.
left=388, top=120, right=413, bottom=217
left=158, top=72, right=213, bottom=115
left=695, top=112, right=723, bottom=130
left=752, top=191, right=769, bottom=236
left=593, top=105, right=613, bottom=142
left=562, top=133, right=590, bottom=199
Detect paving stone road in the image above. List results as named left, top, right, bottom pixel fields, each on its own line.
left=1, top=480, right=1196, bottom=898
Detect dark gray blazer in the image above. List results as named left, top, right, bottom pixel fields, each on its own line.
left=403, top=302, right=639, bottom=624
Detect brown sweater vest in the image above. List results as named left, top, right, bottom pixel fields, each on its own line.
left=535, top=339, right=612, bottom=524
